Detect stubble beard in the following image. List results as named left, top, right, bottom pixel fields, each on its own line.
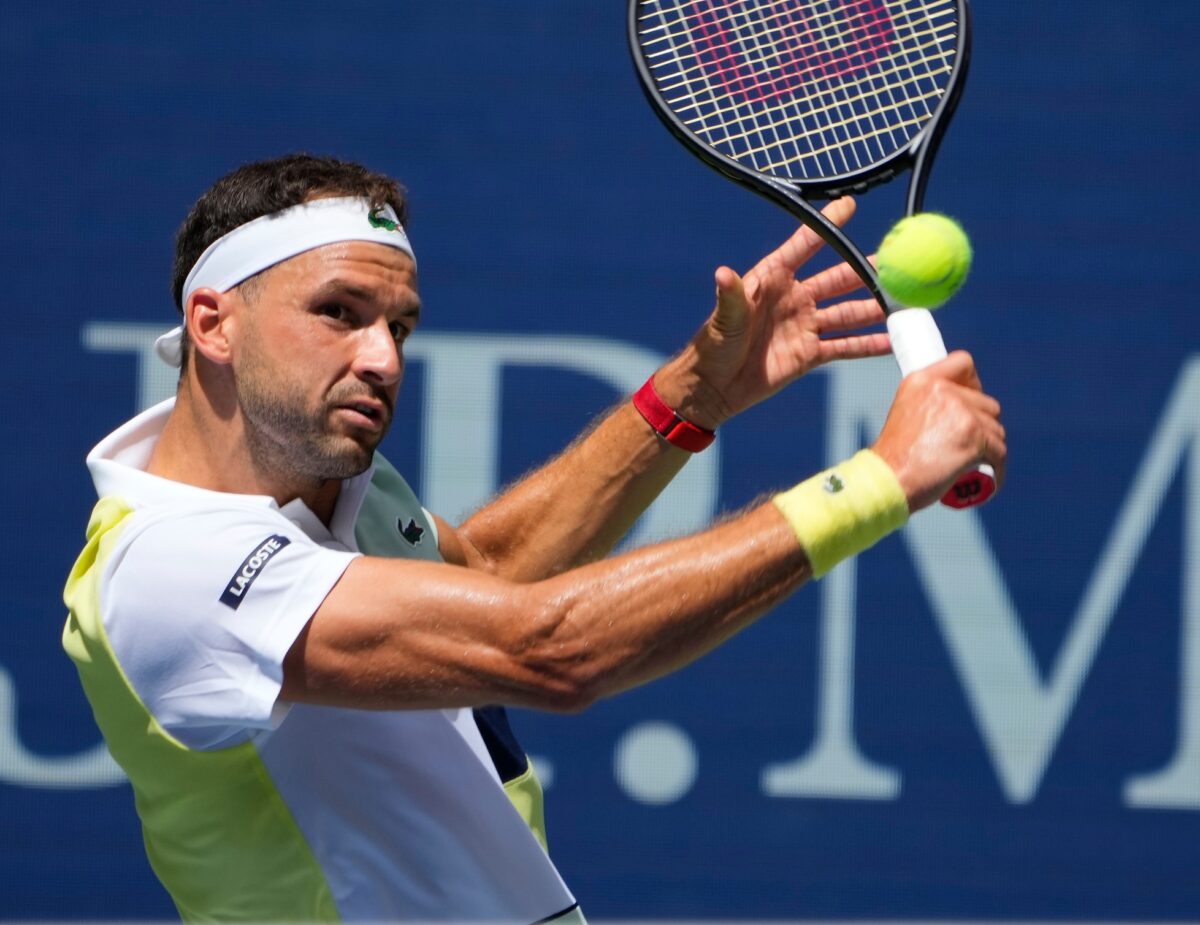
left=237, top=360, right=387, bottom=484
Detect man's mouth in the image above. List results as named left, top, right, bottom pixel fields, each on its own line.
left=335, top=399, right=389, bottom=430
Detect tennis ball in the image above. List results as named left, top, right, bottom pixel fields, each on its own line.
left=876, top=213, right=972, bottom=309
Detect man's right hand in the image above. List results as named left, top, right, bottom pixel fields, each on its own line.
left=871, top=351, right=1006, bottom=513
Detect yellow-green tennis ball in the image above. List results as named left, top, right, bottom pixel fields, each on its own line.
left=876, top=213, right=972, bottom=309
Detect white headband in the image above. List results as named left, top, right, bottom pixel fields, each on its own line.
left=155, top=196, right=415, bottom=367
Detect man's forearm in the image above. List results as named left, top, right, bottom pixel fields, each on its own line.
left=458, top=397, right=693, bottom=581
left=285, top=353, right=1003, bottom=715
left=286, top=503, right=815, bottom=713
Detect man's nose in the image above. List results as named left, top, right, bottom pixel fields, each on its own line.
left=353, top=319, right=403, bottom=386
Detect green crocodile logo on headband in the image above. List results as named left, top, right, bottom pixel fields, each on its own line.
left=367, top=208, right=402, bottom=232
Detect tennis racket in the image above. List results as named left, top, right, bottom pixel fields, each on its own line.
left=629, top=0, right=994, bottom=509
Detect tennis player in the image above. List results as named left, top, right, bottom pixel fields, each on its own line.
left=63, top=154, right=1004, bottom=922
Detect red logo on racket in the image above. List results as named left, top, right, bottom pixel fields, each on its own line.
left=685, top=0, right=896, bottom=103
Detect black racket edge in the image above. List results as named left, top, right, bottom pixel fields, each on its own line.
left=627, top=0, right=973, bottom=316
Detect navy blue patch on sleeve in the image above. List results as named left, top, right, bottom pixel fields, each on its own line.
left=219, top=535, right=292, bottom=610
left=472, top=705, right=529, bottom=782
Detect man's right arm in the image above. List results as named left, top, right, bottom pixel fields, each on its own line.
left=281, top=351, right=1005, bottom=713
left=283, top=499, right=807, bottom=712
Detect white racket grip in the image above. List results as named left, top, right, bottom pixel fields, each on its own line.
left=885, top=307, right=996, bottom=509
left=886, top=307, right=947, bottom=375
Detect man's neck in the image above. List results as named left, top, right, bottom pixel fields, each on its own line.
left=146, top=380, right=343, bottom=526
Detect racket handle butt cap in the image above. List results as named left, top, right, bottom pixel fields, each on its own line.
left=943, top=465, right=997, bottom=509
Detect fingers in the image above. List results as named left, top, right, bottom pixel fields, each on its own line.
left=956, top=384, right=1002, bottom=421
left=983, top=422, right=1008, bottom=489
left=816, top=332, right=892, bottom=363
left=971, top=410, right=1008, bottom=495
left=771, top=197, right=857, bottom=272
left=877, top=351, right=1005, bottom=511
left=909, top=354, right=999, bottom=425
left=712, top=266, right=750, bottom=335
left=805, top=259, right=873, bottom=304
left=981, top=417, right=1007, bottom=466
left=822, top=196, right=857, bottom=227
left=812, top=295, right=889, bottom=365
left=940, top=378, right=1006, bottom=489
left=815, top=297, right=887, bottom=334
left=920, top=349, right=984, bottom=392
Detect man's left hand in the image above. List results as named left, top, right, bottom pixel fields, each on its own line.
left=655, top=197, right=890, bottom=430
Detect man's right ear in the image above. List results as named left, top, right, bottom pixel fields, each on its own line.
left=185, top=288, right=236, bottom=366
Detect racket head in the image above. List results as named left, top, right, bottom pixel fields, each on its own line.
left=629, top=0, right=971, bottom=200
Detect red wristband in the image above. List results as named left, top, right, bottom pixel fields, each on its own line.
left=632, top=376, right=716, bottom=452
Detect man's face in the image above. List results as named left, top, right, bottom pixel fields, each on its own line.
left=230, top=241, right=420, bottom=482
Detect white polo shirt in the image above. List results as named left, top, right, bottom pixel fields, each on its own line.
left=62, top=398, right=580, bottom=923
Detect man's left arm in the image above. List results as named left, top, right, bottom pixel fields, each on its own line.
left=440, top=198, right=891, bottom=581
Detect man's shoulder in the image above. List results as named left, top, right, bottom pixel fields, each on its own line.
left=89, top=492, right=354, bottom=649
left=81, top=493, right=327, bottom=610
left=97, top=493, right=295, bottom=546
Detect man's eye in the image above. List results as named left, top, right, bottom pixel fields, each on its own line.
left=319, top=303, right=351, bottom=322
left=388, top=322, right=409, bottom=342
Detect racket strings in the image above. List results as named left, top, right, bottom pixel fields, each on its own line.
left=656, top=1, right=953, bottom=175
left=650, top=0, right=951, bottom=163
left=695, top=7, right=949, bottom=171
left=637, top=0, right=959, bottom=181
left=645, top=0, right=908, bottom=94
left=643, top=1, right=952, bottom=127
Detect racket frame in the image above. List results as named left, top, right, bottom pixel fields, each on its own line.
left=628, top=0, right=973, bottom=315
left=629, top=0, right=994, bottom=509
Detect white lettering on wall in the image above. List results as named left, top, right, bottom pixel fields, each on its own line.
left=76, top=325, right=721, bottom=549
left=9, top=325, right=1194, bottom=803
left=3, top=326, right=717, bottom=789
left=406, top=333, right=719, bottom=548
left=763, top=357, right=1200, bottom=808
left=0, top=668, right=123, bottom=788
left=80, top=322, right=177, bottom=412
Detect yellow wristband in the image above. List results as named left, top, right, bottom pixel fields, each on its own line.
left=772, top=449, right=910, bottom=579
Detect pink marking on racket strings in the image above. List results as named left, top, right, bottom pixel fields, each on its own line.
left=683, top=0, right=896, bottom=104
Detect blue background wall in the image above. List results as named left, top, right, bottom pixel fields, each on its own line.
left=3, top=1, right=1199, bottom=919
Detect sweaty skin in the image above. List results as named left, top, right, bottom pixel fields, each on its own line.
left=145, top=196, right=1005, bottom=715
